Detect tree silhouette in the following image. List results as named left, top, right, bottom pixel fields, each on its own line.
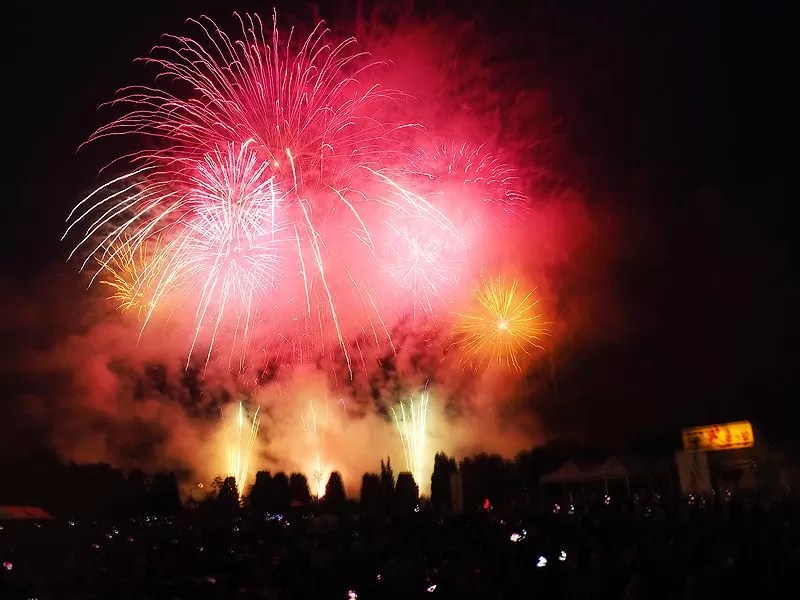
left=62, top=463, right=126, bottom=518
left=270, top=472, right=290, bottom=513
left=210, top=476, right=225, bottom=496
left=460, top=453, right=512, bottom=510
left=125, top=469, right=148, bottom=516
left=514, top=446, right=557, bottom=505
left=247, top=470, right=272, bottom=514
left=380, top=457, right=395, bottom=508
left=289, top=472, right=311, bottom=505
left=360, top=473, right=381, bottom=513
left=215, top=476, right=240, bottom=516
left=394, top=472, right=419, bottom=513
left=431, top=452, right=458, bottom=512
left=148, top=472, right=182, bottom=514
left=323, top=472, right=346, bottom=512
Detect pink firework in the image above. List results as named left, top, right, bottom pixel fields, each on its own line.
left=64, top=9, right=544, bottom=383
left=382, top=219, right=462, bottom=318
left=146, top=141, right=282, bottom=369
left=87, top=11, right=410, bottom=185
left=66, top=12, right=463, bottom=375
left=413, top=141, right=526, bottom=213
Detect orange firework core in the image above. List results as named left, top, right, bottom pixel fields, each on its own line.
left=455, top=275, right=547, bottom=371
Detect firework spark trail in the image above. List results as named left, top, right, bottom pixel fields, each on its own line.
left=391, top=391, right=430, bottom=492
left=97, top=236, right=165, bottom=319
left=301, top=400, right=333, bottom=498
left=412, top=141, right=527, bottom=212
left=455, top=275, right=547, bottom=371
left=136, top=142, right=283, bottom=366
left=222, top=402, right=261, bottom=495
left=68, top=170, right=188, bottom=276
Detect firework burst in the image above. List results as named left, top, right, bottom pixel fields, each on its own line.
left=88, top=11, right=406, bottom=180
left=144, top=141, right=282, bottom=368
left=97, top=236, right=164, bottom=319
left=383, top=220, right=461, bottom=317
left=65, top=12, right=468, bottom=375
left=413, top=141, right=526, bottom=213
left=454, top=275, right=547, bottom=371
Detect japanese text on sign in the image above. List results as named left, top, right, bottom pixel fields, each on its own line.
left=682, top=421, right=754, bottom=451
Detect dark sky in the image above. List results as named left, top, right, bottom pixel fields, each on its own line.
left=1, top=0, right=794, bottom=455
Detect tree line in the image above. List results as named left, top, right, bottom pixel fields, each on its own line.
left=0, top=437, right=678, bottom=518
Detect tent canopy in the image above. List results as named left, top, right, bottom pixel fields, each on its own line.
left=541, top=456, right=656, bottom=484
left=0, top=505, right=54, bottom=520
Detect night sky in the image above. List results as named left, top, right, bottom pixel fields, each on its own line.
left=1, top=0, right=794, bottom=466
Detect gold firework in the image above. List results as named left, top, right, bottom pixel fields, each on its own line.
left=392, top=391, right=430, bottom=492
left=222, top=402, right=261, bottom=496
left=97, top=237, right=164, bottom=319
left=301, top=400, right=333, bottom=498
left=455, top=275, right=546, bottom=370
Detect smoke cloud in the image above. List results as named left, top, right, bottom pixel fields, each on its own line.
left=1, top=3, right=610, bottom=497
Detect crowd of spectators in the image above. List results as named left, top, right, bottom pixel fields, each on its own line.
left=2, top=488, right=798, bottom=599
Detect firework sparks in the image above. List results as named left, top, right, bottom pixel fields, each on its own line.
left=413, top=141, right=527, bottom=213
left=97, top=236, right=164, bottom=319
left=301, top=400, right=334, bottom=498
left=454, top=275, right=547, bottom=370
left=383, top=220, right=461, bottom=317
left=392, top=391, right=430, bottom=492
left=222, top=402, right=261, bottom=495
left=64, top=12, right=470, bottom=374
left=143, top=141, right=282, bottom=368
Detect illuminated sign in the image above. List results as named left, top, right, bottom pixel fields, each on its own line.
left=682, top=421, right=754, bottom=451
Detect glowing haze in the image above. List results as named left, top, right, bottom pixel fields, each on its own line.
left=49, top=7, right=595, bottom=496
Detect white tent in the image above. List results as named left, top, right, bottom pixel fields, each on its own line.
left=540, top=456, right=664, bottom=500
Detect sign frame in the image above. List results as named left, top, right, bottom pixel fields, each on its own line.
left=682, top=421, right=754, bottom=452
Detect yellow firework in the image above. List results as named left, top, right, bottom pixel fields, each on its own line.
left=392, top=391, right=430, bottom=492
left=222, top=402, right=261, bottom=496
left=301, top=400, right=333, bottom=498
left=97, top=237, right=164, bottom=319
left=455, top=275, right=546, bottom=370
